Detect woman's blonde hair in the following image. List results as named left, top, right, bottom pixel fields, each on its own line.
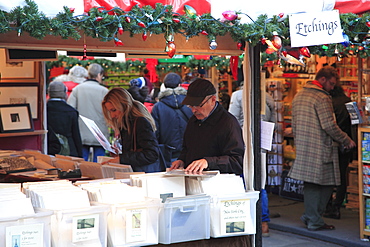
left=102, top=87, right=156, bottom=134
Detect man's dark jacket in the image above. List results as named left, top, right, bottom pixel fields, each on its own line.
left=47, top=100, right=83, bottom=157
left=178, top=103, right=244, bottom=175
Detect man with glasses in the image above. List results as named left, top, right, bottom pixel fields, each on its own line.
left=289, top=66, right=356, bottom=231
left=170, top=78, right=244, bottom=175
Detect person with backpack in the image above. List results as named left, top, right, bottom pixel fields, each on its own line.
left=151, top=73, right=193, bottom=161
left=47, top=80, right=83, bottom=157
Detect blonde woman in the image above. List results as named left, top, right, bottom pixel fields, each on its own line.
left=102, top=87, right=160, bottom=172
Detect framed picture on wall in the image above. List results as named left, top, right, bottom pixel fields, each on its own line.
left=0, top=86, right=38, bottom=119
left=0, top=49, right=39, bottom=83
left=0, top=104, right=34, bottom=133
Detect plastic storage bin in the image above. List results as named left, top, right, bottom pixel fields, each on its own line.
left=48, top=205, right=109, bottom=247
left=210, top=191, right=259, bottom=238
left=0, top=210, right=53, bottom=247
left=103, top=197, right=161, bottom=247
left=159, top=194, right=211, bottom=244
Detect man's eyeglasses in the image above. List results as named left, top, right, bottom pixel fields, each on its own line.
left=187, top=95, right=213, bottom=108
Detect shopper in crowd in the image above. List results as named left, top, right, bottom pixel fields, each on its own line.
left=64, top=65, right=88, bottom=96
left=47, top=80, right=83, bottom=157
left=229, top=83, right=244, bottom=126
left=151, top=73, right=193, bottom=161
left=229, top=84, right=277, bottom=237
left=170, top=78, right=244, bottom=175
left=67, top=63, right=109, bottom=162
left=128, top=77, right=150, bottom=103
left=323, top=83, right=353, bottom=219
left=289, top=66, right=356, bottom=231
left=101, top=87, right=160, bottom=172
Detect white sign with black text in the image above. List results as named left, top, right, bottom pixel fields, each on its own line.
left=289, top=10, right=343, bottom=47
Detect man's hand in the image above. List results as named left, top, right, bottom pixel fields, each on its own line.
left=170, top=160, right=185, bottom=170
left=345, top=139, right=356, bottom=150
left=184, top=159, right=208, bottom=173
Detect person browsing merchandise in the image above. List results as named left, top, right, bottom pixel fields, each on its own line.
left=170, top=78, right=244, bottom=175
left=101, top=88, right=160, bottom=172
left=288, top=66, right=356, bottom=231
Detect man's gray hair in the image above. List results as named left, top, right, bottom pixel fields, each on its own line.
left=88, top=63, right=104, bottom=79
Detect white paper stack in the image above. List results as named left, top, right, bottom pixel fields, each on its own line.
left=78, top=179, right=146, bottom=204
left=0, top=186, right=35, bottom=218
left=130, top=172, right=186, bottom=202
left=101, top=163, right=133, bottom=178
left=186, top=174, right=246, bottom=196
left=23, top=180, right=90, bottom=210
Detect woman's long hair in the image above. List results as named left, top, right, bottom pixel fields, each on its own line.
left=102, top=87, right=156, bottom=134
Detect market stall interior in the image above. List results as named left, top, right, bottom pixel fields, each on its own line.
left=1, top=0, right=370, bottom=246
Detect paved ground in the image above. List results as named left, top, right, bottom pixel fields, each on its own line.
left=263, top=229, right=344, bottom=247
left=265, top=193, right=370, bottom=247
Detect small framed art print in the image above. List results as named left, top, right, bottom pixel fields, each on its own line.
left=0, top=104, right=34, bottom=133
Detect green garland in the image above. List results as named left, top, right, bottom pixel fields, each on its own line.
left=3, top=0, right=370, bottom=59
left=46, top=55, right=236, bottom=74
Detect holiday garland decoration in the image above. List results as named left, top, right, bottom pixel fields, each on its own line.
left=3, top=0, right=370, bottom=61
left=45, top=55, right=232, bottom=74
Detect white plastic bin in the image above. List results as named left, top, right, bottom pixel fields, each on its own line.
left=47, top=205, right=109, bottom=247
left=210, top=191, right=259, bottom=238
left=159, top=195, right=211, bottom=244
left=0, top=210, right=53, bottom=247
left=102, top=197, right=161, bottom=247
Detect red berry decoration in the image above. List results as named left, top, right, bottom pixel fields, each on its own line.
left=201, top=30, right=208, bottom=35
left=138, top=22, right=146, bottom=28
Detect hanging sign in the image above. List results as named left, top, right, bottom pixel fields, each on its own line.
left=289, top=10, right=343, bottom=48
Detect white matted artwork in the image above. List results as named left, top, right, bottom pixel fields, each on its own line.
left=0, top=104, right=33, bottom=133
left=0, top=86, right=38, bottom=119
